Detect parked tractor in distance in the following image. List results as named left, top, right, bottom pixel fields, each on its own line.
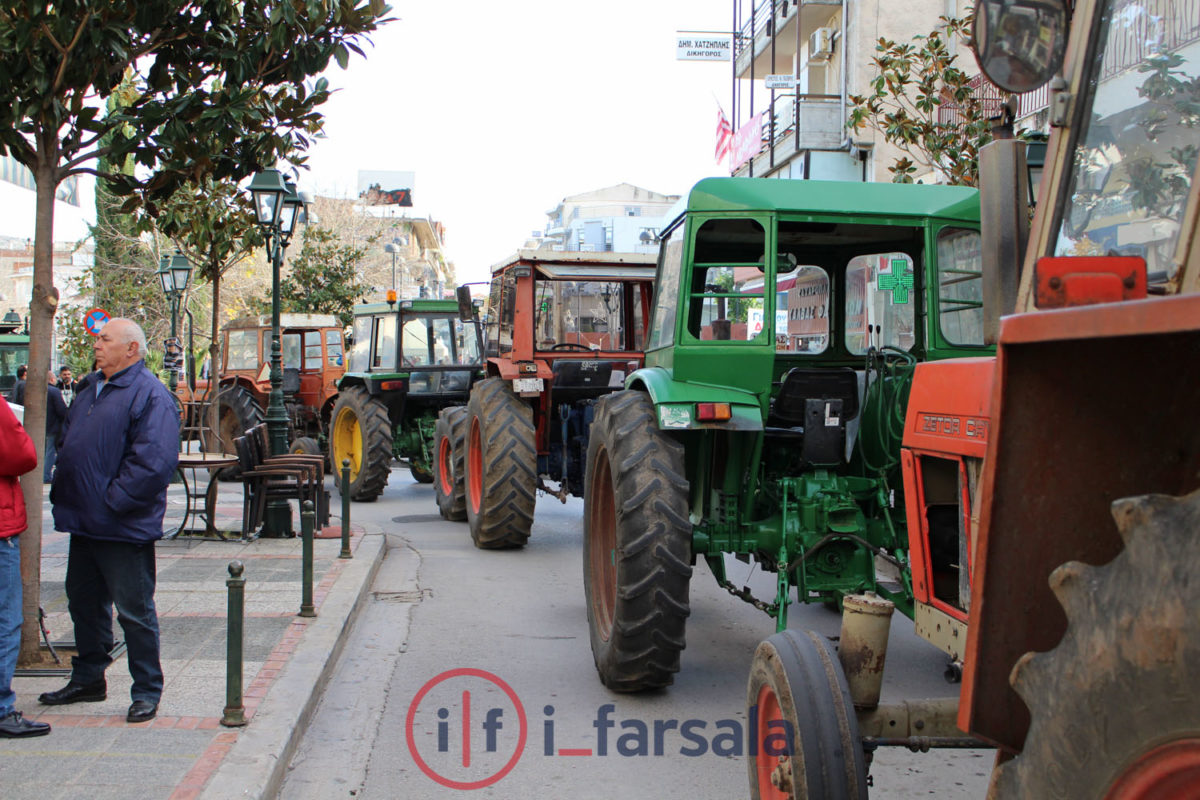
left=434, top=250, right=656, bottom=549
left=0, top=310, right=29, bottom=397
left=178, top=313, right=346, bottom=464
left=332, top=296, right=486, bottom=502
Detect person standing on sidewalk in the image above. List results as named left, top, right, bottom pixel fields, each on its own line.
left=39, top=318, right=179, bottom=724
left=0, top=394, right=51, bottom=737
left=56, top=366, right=78, bottom=406
left=8, top=364, right=25, bottom=405
left=43, top=370, right=67, bottom=484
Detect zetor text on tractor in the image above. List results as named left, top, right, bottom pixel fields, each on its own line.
left=434, top=251, right=656, bottom=549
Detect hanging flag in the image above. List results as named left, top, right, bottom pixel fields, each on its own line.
left=715, top=108, right=733, bottom=164
left=731, top=112, right=764, bottom=170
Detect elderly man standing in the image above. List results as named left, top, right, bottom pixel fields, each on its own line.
left=39, top=318, right=179, bottom=723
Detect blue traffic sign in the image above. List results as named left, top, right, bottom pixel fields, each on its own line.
left=84, top=307, right=110, bottom=336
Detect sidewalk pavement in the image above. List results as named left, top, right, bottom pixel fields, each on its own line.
left=3, top=482, right=388, bottom=800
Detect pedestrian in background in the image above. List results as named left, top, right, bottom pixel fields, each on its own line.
left=39, top=318, right=179, bottom=724
left=0, top=394, right=50, bottom=737
left=44, top=370, right=67, bottom=484
left=8, top=364, right=25, bottom=405
left=56, top=366, right=77, bottom=406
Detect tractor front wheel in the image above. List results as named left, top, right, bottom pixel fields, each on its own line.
left=434, top=406, right=468, bottom=521
left=330, top=386, right=393, bottom=502
left=747, top=629, right=869, bottom=800
left=583, top=390, right=691, bottom=692
left=989, top=488, right=1200, bottom=799
left=464, top=378, right=536, bottom=548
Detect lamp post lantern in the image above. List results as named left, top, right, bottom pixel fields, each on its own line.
left=157, top=251, right=192, bottom=394
left=246, top=169, right=309, bottom=537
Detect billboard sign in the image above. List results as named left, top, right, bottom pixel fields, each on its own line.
left=358, top=170, right=415, bottom=206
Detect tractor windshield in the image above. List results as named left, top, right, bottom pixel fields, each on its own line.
left=1051, top=0, right=1196, bottom=278
left=534, top=280, right=632, bottom=351
left=401, top=314, right=481, bottom=367
left=0, top=343, right=28, bottom=394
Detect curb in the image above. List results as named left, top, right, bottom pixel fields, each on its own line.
left=197, top=525, right=388, bottom=800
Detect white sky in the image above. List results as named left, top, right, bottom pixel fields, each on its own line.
left=303, top=0, right=734, bottom=285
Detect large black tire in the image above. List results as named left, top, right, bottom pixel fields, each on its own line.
left=990, top=488, right=1200, bottom=799
left=290, top=436, right=321, bottom=457
left=329, top=386, right=393, bottom=502
left=747, top=629, right=869, bottom=800
left=208, top=384, right=264, bottom=480
left=409, top=462, right=434, bottom=484
left=464, top=378, right=536, bottom=549
left=434, top=406, right=468, bottom=521
left=583, top=390, right=691, bottom=692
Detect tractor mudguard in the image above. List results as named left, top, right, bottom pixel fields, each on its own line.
left=626, top=366, right=762, bottom=432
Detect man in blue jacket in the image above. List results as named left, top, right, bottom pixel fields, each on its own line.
left=39, top=318, right=179, bottom=724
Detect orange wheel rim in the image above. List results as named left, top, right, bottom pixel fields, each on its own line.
left=437, top=434, right=453, bottom=496
left=468, top=417, right=482, bottom=513
left=1107, top=739, right=1200, bottom=800
left=587, top=446, right=616, bottom=641
left=754, top=683, right=792, bottom=800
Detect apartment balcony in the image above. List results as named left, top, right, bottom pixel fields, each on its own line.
left=733, top=0, right=842, bottom=80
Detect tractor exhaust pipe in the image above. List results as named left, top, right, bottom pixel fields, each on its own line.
left=837, top=592, right=896, bottom=710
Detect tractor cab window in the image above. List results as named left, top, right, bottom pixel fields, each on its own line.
left=372, top=315, right=397, bottom=370
left=775, top=264, right=830, bottom=354
left=688, top=218, right=767, bottom=342
left=402, top=315, right=480, bottom=367
left=266, top=332, right=302, bottom=369
left=303, top=331, right=322, bottom=370
left=326, top=330, right=344, bottom=366
left=226, top=329, right=258, bottom=370
left=497, top=271, right=517, bottom=355
left=647, top=226, right=684, bottom=350
left=937, top=228, right=985, bottom=346
left=349, top=317, right=370, bottom=372
left=535, top=280, right=627, bottom=351
left=845, top=253, right=917, bottom=355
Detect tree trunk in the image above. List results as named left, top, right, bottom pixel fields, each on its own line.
left=18, top=154, right=60, bottom=664
left=206, top=269, right=221, bottom=448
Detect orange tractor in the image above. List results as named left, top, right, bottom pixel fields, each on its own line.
left=743, top=0, right=1200, bottom=796
left=177, top=313, right=345, bottom=463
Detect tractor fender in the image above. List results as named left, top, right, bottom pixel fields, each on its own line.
left=626, top=367, right=762, bottom=432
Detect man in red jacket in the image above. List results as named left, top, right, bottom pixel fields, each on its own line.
left=0, top=396, right=51, bottom=737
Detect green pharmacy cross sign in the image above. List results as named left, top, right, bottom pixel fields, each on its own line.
left=877, top=258, right=913, bottom=304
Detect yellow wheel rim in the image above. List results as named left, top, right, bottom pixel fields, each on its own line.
left=332, top=406, right=363, bottom=482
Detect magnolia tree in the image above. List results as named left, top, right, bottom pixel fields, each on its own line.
left=0, top=0, right=391, bottom=663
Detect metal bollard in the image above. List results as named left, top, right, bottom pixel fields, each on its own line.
left=299, top=500, right=316, bottom=618
left=339, top=458, right=352, bottom=559
left=221, top=561, right=247, bottom=727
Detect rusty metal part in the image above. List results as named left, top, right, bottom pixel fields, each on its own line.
left=856, top=697, right=965, bottom=739
left=913, top=602, right=967, bottom=662
left=770, top=755, right=793, bottom=794
left=838, top=592, right=895, bottom=710
left=990, top=489, right=1200, bottom=799
left=863, top=736, right=988, bottom=752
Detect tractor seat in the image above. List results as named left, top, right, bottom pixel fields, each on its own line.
left=764, top=367, right=860, bottom=466
left=282, top=367, right=301, bottom=395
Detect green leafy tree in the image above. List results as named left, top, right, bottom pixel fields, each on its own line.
left=270, top=225, right=376, bottom=327
left=0, top=0, right=390, bottom=663
left=848, top=15, right=994, bottom=186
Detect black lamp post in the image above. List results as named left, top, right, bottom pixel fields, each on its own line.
left=157, top=251, right=192, bottom=394
left=246, top=169, right=307, bottom=537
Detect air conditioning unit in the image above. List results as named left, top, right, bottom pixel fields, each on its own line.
left=809, top=27, right=834, bottom=63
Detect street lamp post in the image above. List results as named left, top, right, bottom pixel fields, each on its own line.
left=156, top=251, right=192, bottom=394
left=385, top=240, right=400, bottom=296
left=246, top=169, right=308, bottom=537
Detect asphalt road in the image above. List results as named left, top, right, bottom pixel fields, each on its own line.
left=277, top=467, right=993, bottom=799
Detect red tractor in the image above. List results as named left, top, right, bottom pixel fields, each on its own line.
left=432, top=250, right=656, bottom=549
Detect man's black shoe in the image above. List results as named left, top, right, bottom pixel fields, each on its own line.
left=38, top=679, right=107, bottom=705
left=127, top=700, right=157, bottom=723
left=0, top=710, right=51, bottom=737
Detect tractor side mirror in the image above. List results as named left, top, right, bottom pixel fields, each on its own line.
left=456, top=285, right=475, bottom=321
left=972, top=0, right=1067, bottom=94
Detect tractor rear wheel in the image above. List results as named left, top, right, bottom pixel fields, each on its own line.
left=746, top=629, right=869, bottom=800
left=464, top=378, right=536, bottom=548
left=329, top=386, right=393, bottom=502
left=434, top=406, right=468, bottom=521
left=207, top=384, right=264, bottom=480
left=583, top=390, right=691, bottom=692
left=990, top=488, right=1200, bottom=800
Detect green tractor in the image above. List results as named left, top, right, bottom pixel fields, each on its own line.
left=331, top=296, right=486, bottom=501
left=583, top=177, right=988, bottom=692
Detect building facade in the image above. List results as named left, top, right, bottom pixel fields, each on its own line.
left=536, top=183, right=681, bottom=255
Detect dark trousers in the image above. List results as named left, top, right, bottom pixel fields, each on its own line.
left=65, top=536, right=163, bottom=703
